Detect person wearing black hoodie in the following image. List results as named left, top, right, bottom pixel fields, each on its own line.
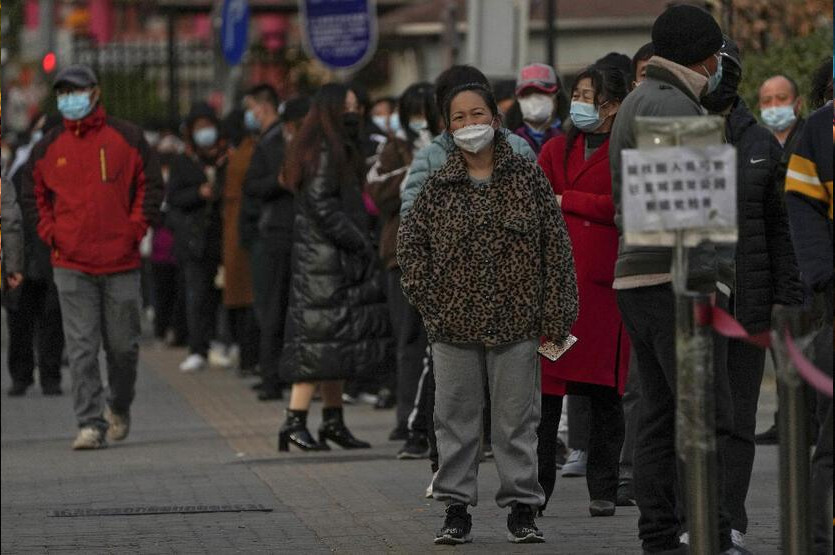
left=701, top=37, right=804, bottom=549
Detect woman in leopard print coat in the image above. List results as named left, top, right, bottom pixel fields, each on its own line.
left=397, top=82, right=577, bottom=545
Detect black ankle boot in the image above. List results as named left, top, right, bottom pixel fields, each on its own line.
left=318, top=407, right=371, bottom=449
left=278, top=409, right=330, bottom=452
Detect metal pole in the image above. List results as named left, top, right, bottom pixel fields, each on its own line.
left=771, top=310, right=813, bottom=554
left=444, top=0, right=460, bottom=68
left=167, top=12, right=179, bottom=128
left=673, top=230, right=719, bottom=555
left=545, top=0, right=555, bottom=69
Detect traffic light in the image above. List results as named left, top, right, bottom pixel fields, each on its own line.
left=42, top=52, right=57, bottom=74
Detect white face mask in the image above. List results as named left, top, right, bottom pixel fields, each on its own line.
left=518, top=93, right=554, bottom=124
left=452, top=124, right=495, bottom=153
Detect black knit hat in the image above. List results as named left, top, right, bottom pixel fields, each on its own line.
left=652, top=5, right=723, bottom=67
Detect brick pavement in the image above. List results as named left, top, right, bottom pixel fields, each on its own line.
left=2, top=318, right=781, bottom=553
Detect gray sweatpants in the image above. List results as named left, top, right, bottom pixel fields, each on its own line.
left=432, top=339, right=546, bottom=508
left=53, top=268, right=141, bottom=431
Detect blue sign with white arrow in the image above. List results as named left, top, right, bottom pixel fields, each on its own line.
left=300, top=0, right=378, bottom=71
left=221, top=0, right=250, bottom=65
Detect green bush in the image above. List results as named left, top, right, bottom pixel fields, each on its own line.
left=739, top=26, right=832, bottom=117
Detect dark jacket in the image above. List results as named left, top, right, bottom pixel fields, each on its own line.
left=166, top=153, right=224, bottom=263
left=278, top=149, right=393, bottom=382
left=366, top=136, right=414, bottom=269
left=20, top=105, right=163, bottom=275
left=10, top=169, right=52, bottom=281
left=726, top=100, right=803, bottom=332
left=610, top=56, right=734, bottom=290
left=241, top=122, right=293, bottom=245
left=784, top=101, right=834, bottom=294
left=515, top=124, right=561, bottom=154
left=398, top=133, right=578, bottom=346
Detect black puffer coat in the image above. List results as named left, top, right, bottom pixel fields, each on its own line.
left=166, top=153, right=224, bottom=264
left=727, top=99, right=803, bottom=331
left=279, top=149, right=393, bottom=382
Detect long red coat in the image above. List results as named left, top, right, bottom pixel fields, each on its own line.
left=537, top=133, right=630, bottom=396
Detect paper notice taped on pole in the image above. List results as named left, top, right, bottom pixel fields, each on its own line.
left=622, top=145, right=737, bottom=246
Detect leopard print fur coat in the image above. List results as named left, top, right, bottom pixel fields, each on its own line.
left=397, top=133, right=578, bottom=346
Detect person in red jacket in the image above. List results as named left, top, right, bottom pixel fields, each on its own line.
left=20, top=65, right=163, bottom=450
left=536, top=64, right=630, bottom=517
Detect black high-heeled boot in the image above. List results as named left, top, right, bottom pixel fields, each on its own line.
left=318, top=407, right=371, bottom=449
left=278, top=409, right=330, bottom=452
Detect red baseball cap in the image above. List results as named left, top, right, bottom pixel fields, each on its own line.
left=516, top=63, right=559, bottom=95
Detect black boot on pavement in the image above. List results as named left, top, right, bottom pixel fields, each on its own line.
left=278, top=409, right=329, bottom=452
left=507, top=503, right=545, bottom=543
left=7, top=383, right=30, bottom=397
left=434, top=503, right=472, bottom=545
left=318, top=407, right=371, bottom=449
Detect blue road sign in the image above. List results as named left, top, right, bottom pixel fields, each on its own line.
left=221, top=0, right=250, bottom=65
left=300, top=0, right=378, bottom=71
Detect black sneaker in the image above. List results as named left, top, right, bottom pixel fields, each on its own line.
left=616, top=480, right=635, bottom=506
left=388, top=425, right=408, bottom=441
left=507, top=503, right=545, bottom=543
left=434, top=504, right=472, bottom=545
left=397, top=433, right=429, bottom=459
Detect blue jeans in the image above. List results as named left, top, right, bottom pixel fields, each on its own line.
left=53, top=268, right=141, bottom=431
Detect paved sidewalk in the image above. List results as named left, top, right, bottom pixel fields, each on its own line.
left=2, top=319, right=781, bottom=553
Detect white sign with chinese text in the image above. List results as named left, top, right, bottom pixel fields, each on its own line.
left=622, top=145, right=737, bottom=246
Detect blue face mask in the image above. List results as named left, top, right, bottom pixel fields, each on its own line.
left=760, top=105, right=797, bottom=131
left=193, top=127, right=218, bottom=149
left=244, top=109, right=260, bottom=132
left=704, top=55, right=723, bottom=95
left=57, top=92, right=94, bottom=121
left=388, top=114, right=402, bottom=134
left=409, top=119, right=428, bottom=133
left=570, top=101, right=603, bottom=132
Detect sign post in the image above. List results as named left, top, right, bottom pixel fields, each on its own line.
left=299, top=0, right=377, bottom=73
left=624, top=116, right=733, bottom=554
left=220, top=0, right=250, bottom=66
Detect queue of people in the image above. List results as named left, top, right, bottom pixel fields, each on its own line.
left=1, top=3, right=832, bottom=551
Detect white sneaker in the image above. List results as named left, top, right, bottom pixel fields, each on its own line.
left=208, top=343, right=233, bottom=368
left=425, top=471, right=438, bottom=499
left=731, top=529, right=745, bottom=548
left=104, top=407, right=130, bottom=441
left=561, top=449, right=588, bottom=477
left=179, top=354, right=207, bottom=373
left=680, top=532, right=689, bottom=545
left=72, top=427, right=107, bottom=450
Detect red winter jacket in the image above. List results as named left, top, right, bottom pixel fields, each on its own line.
left=537, top=132, right=630, bottom=395
left=20, top=105, right=163, bottom=275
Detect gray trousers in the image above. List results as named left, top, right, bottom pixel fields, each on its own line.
left=432, top=339, right=546, bottom=508
left=53, top=268, right=141, bottom=431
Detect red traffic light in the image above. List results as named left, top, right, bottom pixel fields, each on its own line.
left=42, top=52, right=57, bottom=73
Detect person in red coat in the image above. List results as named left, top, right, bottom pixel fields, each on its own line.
left=536, top=64, right=630, bottom=517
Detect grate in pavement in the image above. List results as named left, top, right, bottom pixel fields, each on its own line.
left=48, top=504, right=272, bottom=517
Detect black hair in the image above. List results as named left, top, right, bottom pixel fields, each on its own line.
left=442, top=82, right=499, bottom=126
left=809, top=56, right=833, bottom=110
left=280, top=96, right=311, bottom=124
left=492, top=79, right=517, bottom=102
left=564, top=64, right=628, bottom=170
left=631, top=42, right=655, bottom=82
left=347, top=80, right=372, bottom=114
left=434, top=65, right=490, bottom=116
left=595, top=52, right=632, bottom=85
left=398, top=82, right=441, bottom=142
left=246, top=84, right=279, bottom=109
